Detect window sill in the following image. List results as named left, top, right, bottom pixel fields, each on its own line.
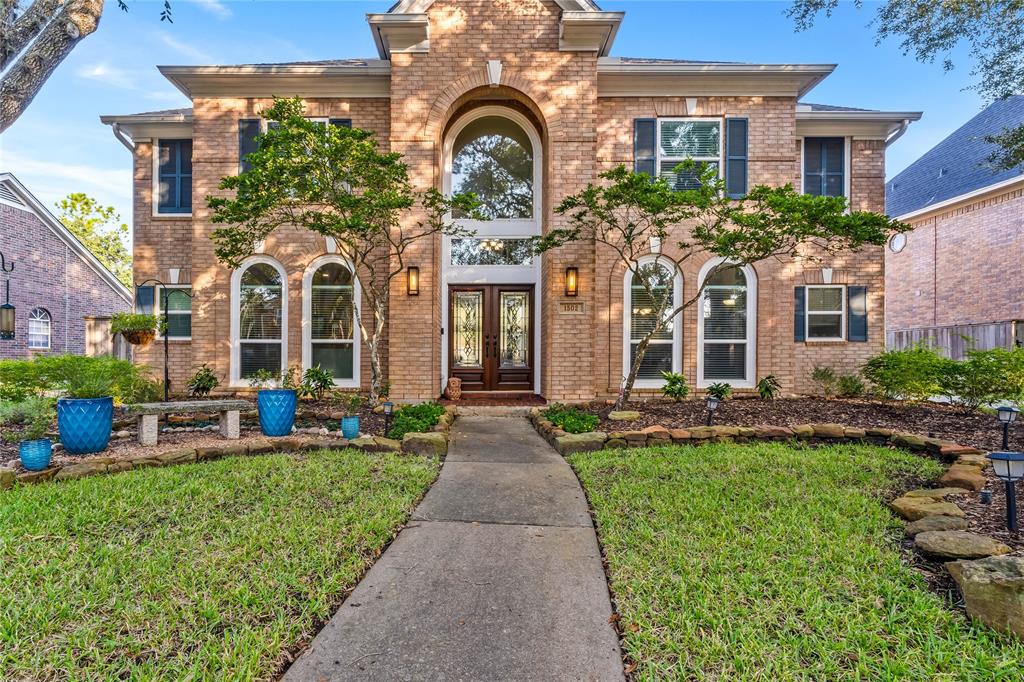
left=803, top=338, right=846, bottom=344
left=152, top=213, right=193, bottom=219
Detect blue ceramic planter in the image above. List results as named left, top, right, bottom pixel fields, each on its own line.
left=20, top=438, right=52, bottom=471
left=341, top=415, right=360, bottom=439
left=57, top=397, right=113, bottom=455
left=258, top=389, right=297, bottom=437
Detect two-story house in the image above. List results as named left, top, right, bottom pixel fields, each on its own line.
left=101, top=0, right=919, bottom=401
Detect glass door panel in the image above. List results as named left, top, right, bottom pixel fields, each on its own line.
left=499, top=291, right=529, bottom=369
left=452, top=291, right=483, bottom=368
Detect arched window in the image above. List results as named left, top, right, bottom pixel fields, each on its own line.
left=698, top=260, right=757, bottom=387
left=624, top=259, right=682, bottom=387
left=27, top=308, right=51, bottom=350
left=451, top=115, right=534, bottom=220
left=232, top=258, right=287, bottom=383
left=303, top=257, right=359, bottom=387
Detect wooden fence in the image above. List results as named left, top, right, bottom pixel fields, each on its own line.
left=84, top=316, right=131, bottom=360
left=886, top=320, right=1023, bottom=360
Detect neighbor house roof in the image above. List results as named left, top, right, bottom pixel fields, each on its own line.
left=886, top=95, right=1024, bottom=218
left=0, top=173, right=132, bottom=304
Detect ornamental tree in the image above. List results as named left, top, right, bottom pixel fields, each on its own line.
left=208, top=97, right=479, bottom=402
left=534, top=162, right=909, bottom=409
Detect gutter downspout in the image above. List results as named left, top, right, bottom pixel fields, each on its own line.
left=111, top=123, right=135, bottom=151
left=885, top=119, right=910, bottom=148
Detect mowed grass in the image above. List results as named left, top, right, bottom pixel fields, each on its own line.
left=0, top=450, right=439, bottom=680
left=570, top=442, right=1024, bottom=681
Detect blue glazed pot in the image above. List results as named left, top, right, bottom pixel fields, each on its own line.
left=20, top=438, right=52, bottom=471
left=341, top=415, right=360, bottom=440
left=57, top=397, right=113, bottom=455
left=257, top=389, right=297, bottom=437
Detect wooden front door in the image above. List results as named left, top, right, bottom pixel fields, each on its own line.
left=449, top=285, right=534, bottom=392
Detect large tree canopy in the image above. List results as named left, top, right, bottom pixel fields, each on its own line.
left=788, top=0, right=1024, bottom=170
left=55, top=192, right=132, bottom=286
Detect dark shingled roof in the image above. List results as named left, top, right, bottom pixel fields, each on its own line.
left=886, top=95, right=1024, bottom=216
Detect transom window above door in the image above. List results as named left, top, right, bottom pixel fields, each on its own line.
left=451, top=115, right=534, bottom=220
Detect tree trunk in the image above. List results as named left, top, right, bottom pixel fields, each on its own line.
left=616, top=334, right=654, bottom=411
left=368, top=307, right=386, bottom=403
left=0, top=0, right=103, bottom=132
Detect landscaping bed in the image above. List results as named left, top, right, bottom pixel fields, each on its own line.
left=570, top=443, right=1024, bottom=679
left=0, top=448, right=440, bottom=679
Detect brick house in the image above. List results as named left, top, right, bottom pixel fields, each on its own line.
left=0, top=173, right=132, bottom=359
left=885, top=96, right=1024, bottom=358
left=101, top=0, right=919, bottom=401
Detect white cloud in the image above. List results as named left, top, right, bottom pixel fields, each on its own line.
left=190, top=0, right=232, bottom=20
left=76, top=62, right=139, bottom=90
left=158, top=31, right=215, bottom=63
left=3, top=151, right=133, bottom=224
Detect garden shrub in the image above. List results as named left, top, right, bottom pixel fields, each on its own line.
left=543, top=403, right=599, bottom=434
left=756, top=375, right=781, bottom=400
left=301, top=366, right=335, bottom=401
left=0, top=397, right=54, bottom=442
left=388, top=401, right=446, bottom=440
left=188, top=364, right=220, bottom=397
left=938, top=347, right=1024, bottom=411
left=659, top=371, right=690, bottom=402
left=837, top=373, right=866, bottom=398
left=861, top=344, right=946, bottom=401
left=0, top=355, right=159, bottom=403
left=810, top=366, right=838, bottom=399
left=705, top=383, right=732, bottom=401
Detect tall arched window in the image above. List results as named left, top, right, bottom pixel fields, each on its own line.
left=698, top=260, right=756, bottom=387
left=28, top=308, right=51, bottom=350
left=303, top=257, right=359, bottom=387
left=451, top=115, right=534, bottom=220
left=232, top=258, right=287, bottom=382
left=624, top=259, right=682, bottom=387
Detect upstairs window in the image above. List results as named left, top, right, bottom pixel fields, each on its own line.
left=157, top=139, right=192, bottom=214
left=28, top=308, right=51, bottom=350
left=803, top=137, right=845, bottom=198
left=658, top=119, right=721, bottom=191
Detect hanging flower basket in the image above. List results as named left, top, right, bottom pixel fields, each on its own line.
left=122, top=329, right=156, bottom=347
left=111, top=313, right=159, bottom=347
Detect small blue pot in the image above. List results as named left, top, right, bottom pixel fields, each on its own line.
left=57, top=397, right=113, bottom=455
left=257, top=389, right=297, bottom=437
left=20, top=438, right=53, bottom=471
left=341, top=415, right=360, bottom=439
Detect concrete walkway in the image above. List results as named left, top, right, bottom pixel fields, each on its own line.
left=284, top=416, right=624, bottom=681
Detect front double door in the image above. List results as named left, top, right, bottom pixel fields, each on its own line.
left=449, top=285, right=534, bottom=392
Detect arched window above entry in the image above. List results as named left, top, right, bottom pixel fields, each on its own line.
left=698, top=260, right=757, bottom=388
left=451, top=115, right=535, bottom=220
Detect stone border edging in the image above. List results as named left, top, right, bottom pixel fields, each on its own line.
left=0, top=406, right=457, bottom=490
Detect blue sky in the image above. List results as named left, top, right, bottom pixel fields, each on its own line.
left=1, top=0, right=981, bottom=233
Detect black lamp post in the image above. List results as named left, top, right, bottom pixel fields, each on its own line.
left=987, top=451, right=1024, bottom=532
left=0, top=251, right=14, bottom=340
left=135, top=279, right=193, bottom=402
left=705, top=395, right=720, bottom=426
left=997, top=406, right=1019, bottom=450
left=382, top=401, right=394, bottom=434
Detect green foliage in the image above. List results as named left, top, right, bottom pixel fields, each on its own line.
left=187, top=364, right=220, bottom=397
left=811, top=366, right=838, bottom=399
left=861, top=344, right=946, bottom=401
left=248, top=369, right=278, bottom=391
left=334, top=391, right=363, bottom=417
left=110, top=313, right=158, bottom=335
left=0, top=397, right=55, bottom=442
left=837, top=373, right=866, bottom=398
left=387, top=401, right=445, bottom=440
left=543, top=403, right=600, bottom=435
left=0, top=355, right=158, bottom=402
left=705, top=383, right=733, bottom=401
left=757, top=375, right=782, bottom=400
left=660, top=371, right=690, bottom=402
left=300, top=366, right=335, bottom=401
left=54, top=193, right=133, bottom=287
left=938, top=347, right=1024, bottom=411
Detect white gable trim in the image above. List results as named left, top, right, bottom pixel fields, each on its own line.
left=0, top=173, right=133, bottom=305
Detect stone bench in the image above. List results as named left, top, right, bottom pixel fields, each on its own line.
left=124, top=400, right=251, bottom=446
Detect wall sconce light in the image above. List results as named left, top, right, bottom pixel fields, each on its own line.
left=407, top=266, right=420, bottom=296
left=0, top=252, right=14, bottom=340
left=565, top=266, right=579, bottom=297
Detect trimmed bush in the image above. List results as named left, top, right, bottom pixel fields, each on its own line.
left=0, top=355, right=159, bottom=403
left=837, top=374, right=866, bottom=398
left=757, top=375, right=782, bottom=400
left=861, top=344, right=946, bottom=401
left=388, top=401, right=446, bottom=440
left=543, top=403, right=599, bottom=434
left=660, top=371, right=690, bottom=402
left=938, top=347, right=1024, bottom=411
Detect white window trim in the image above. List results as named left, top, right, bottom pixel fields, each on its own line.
left=155, top=284, right=192, bottom=341
left=696, top=258, right=757, bottom=389
left=230, top=255, right=289, bottom=387
left=805, top=284, right=846, bottom=342
left=152, top=138, right=193, bottom=218
left=622, top=256, right=683, bottom=389
left=27, top=308, right=51, bottom=350
left=302, top=254, right=361, bottom=388
left=798, top=136, right=851, bottom=200
left=657, top=117, right=725, bottom=187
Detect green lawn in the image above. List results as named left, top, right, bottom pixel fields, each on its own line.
left=570, top=442, right=1024, bottom=681
left=0, top=450, right=439, bottom=680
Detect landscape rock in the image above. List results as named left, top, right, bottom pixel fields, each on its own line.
left=905, top=515, right=969, bottom=536
left=107, top=461, right=133, bottom=473
left=554, top=432, right=608, bottom=455
left=890, top=496, right=965, bottom=521
left=843, top=427, right=866, bottom=439
left=892, top=433, right=928, bottom=451
left=247, top=439, right=276, bottom=455
left=940, top=464, right=987, bottom=492
left=709, top=426, right=740, bottom=438
left=156, top=449, right=197, bottom=465
left=737, top=427, right=756, bottom=438
left=641, top=425, right=671, bottom=440
left=54, top=462, right=108, bottom=481
left=791, top=424, right=814, bottom=439
left=811, top=423, right=846, bottom=439
left=865, top=427, right=893, bottom=438
left=604, top=438, right=628, bottom=449
left=270, top=437, right=303, bottom=452
left=905, top=487, right=971, bottom=499
left=622, top=431, right=648, bottom=444
left=915, top=531, right=1011, bottom=560
left=371, top=436, right=402, bottom=452
left=17, top=467, right=59, bottom=483
left=402, top=432, right=448, bottom=457
left=0, top=467, right=15, bottom=489
left=947, top=556, right=1024, bottom=640
left=754, top=426, right=794, bottom=440
left=668, top=429, right=691, bottom=442
left=349, top=436, right=376, bottom=450
left=687, top=427, right=714, bottom=440
left=956, top=454, right=990, bottom=467
left=607, top=410, right=641, bottom=422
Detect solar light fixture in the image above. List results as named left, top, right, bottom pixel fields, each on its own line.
left=987, top=451, right=1024, bottom=531
left=705, top=395, right=720, bottom=426
left=382, top=401, right=394, bottom=434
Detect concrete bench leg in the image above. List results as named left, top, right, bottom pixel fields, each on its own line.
left=220, top=410, right=240, bottom=439
left=139, top=414, right=159, bottom=446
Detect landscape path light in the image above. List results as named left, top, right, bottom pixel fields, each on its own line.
left=997, top=406, right=1019, bottom=450
left=705, top=395, right=720, bottom=426
left=987, top=451, right=1024, bottom=532
left=383, top=401, right=394, bottom=435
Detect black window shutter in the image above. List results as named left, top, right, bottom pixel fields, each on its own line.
left=725, top=118, right=748, bottom=199
left=136, top=286, right=155, bottom=315
left=238, top=119, right=261, bottom=173
left=634, top=118, right=657, bottom=179
left=329, top=118, right=352, bottom=129
left=794, top=286, right=806, bottom=342
left=847, top=286, right=868, bottom=342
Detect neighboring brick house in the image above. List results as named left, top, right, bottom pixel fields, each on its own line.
left=0, top=173, right=132, bottom=359
left=101, top=0, right=919, bottom=400
left=885, top=96, right=1024, bottom=359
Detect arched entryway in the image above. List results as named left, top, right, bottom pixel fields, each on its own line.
left=441, top=105, right=543, bottom=394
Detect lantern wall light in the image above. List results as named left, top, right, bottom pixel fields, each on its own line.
left=0, top=251, right=14, bottom=341
left=407, top=266, right=419, bottom=296
left=565, top=266, right=579, bottom=297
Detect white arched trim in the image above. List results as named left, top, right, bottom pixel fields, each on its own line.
left=302, top=254, right=361, bottom=388
left=230, top=254, right=289, bottom=387
left=622, top=256, right=683, bottom=389
left=696, top=258, right=757, bottom=389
